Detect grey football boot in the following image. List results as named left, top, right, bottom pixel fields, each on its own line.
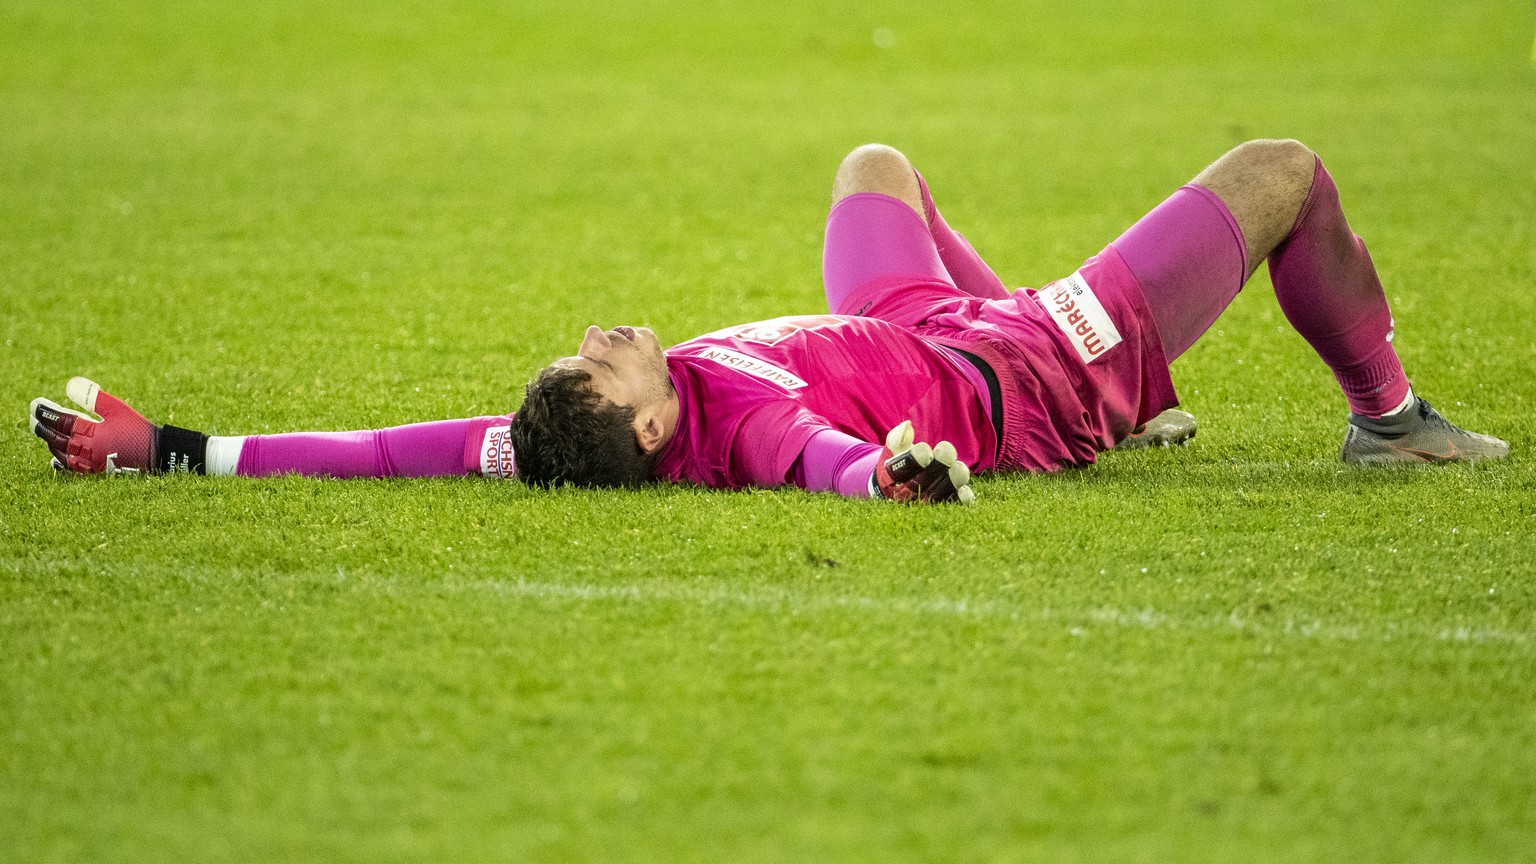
left=1341, top=397, right=1509, bottom=465
left=1114, top=409, right=1198, bottom=450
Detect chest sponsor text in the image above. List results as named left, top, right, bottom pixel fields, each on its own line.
left=697, top=346, right=808, bottom=390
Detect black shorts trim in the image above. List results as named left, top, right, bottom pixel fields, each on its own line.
left=943, top=346, right=1004, bottom=450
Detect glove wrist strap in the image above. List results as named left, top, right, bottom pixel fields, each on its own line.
left=157, top=425, right=209, bottom=475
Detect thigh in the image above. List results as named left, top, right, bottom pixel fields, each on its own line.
left=821, top=191, right=971, bottom=325
left=1110, top=184, right=1249, bottom=361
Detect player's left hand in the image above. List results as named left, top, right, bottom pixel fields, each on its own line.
left=871, top=420, right=976, bottom=505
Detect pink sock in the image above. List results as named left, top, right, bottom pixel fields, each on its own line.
left=1269, top=158, right=1411, bottom=417
left=915, top=172, right=1011, bottom=300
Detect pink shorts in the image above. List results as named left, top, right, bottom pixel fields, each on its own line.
left=823, top=191, right=1181, bottom=471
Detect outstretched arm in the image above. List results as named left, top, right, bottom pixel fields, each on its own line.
left=232, top=416, right=513, bottom=479
left=30, top=377, right=516, bottom=480
left=789, top=420, right=975, bottom=504
left=791, top=428, right=883, bottom=497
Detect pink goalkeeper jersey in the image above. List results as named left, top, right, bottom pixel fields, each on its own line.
left=653, top=315, right=996, bottom=490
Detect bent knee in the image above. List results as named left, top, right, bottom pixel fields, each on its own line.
left=831, top=143, right=924, bottom=218
left=1232, top=138, right=1317, bottom=187
left=1196, top=138, right=1319, bottom=216
left=840, top=143, right=912, bottom=173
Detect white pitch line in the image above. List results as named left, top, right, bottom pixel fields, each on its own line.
left=6, top=559, right=1524, bottom=648
left=435, top=576, right=1532, bottom=647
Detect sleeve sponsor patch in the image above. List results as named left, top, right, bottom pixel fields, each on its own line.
left=478, top=424, right=516, bottom=479
left=1040, top=270, right=1123, bottom=363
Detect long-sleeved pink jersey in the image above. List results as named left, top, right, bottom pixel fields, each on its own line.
left=654, top=315, right=995, bottom=490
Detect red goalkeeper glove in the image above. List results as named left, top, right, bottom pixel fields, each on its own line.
left=30, top=377, right=208, bottom=475
left=871, top=420, right=976, bottom=505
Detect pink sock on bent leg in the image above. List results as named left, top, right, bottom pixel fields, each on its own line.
left=914, top=172, right=1010, bottom=300
left=1269, top=158, right=1411, bottom=417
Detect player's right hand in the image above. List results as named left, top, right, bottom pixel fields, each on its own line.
left=871, top=420, right=976, bottom=505
left=30, top=377, right=159, bottom=475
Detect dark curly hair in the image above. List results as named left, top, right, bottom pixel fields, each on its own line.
left=510, top=365, right=660, bottom=488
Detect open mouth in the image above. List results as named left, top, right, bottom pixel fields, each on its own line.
left=613, top=326, right=637, bottom=342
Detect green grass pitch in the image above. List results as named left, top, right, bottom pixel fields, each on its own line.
left=4, top=1, right=1535, bottom=860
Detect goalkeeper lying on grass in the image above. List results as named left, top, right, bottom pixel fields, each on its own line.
left=29, top=141, right=1509, bottom=504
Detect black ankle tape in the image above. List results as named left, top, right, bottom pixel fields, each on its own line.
left=157, top=425, right=209, bottom=475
